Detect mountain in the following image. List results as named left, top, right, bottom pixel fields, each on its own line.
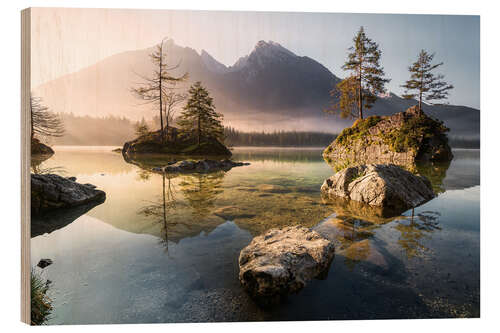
left=34, top=39, right=479, bottom=138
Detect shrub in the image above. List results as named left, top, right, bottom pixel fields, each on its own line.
left=31, top=270, right=53, bottom=325
left=335, top=116, right=381, bottom=146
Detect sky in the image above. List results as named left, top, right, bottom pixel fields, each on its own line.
left=31, top=8, right=480, bottom=109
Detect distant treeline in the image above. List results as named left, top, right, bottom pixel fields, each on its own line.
left=49, top=113, right=479, bottom=149
left=51, top=113, right=136, bottom=146
left=448, top=136, right=480, bottom=149
left=224, top=127, right=337, bottom=147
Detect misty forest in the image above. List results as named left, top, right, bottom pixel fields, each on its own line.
left=30, top=17, right=480, bottom=326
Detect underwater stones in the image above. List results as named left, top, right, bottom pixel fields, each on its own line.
left=152, top=159, right=250, bottom=173
left=213, top=206, right=256, bottom=220
left=321, top=164, right=435, bottom=212
left=256, top=184, right=291, bottom=194
left=238, top=226, right=335, bottom=302
left=31, top=173, right=106, bottom=215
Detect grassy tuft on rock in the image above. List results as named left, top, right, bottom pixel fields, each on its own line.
left=335, top=116, right=382, bottom=146
left=31, top=269, right=53, bottom=325
left=381, top=113, right=449, bottom=153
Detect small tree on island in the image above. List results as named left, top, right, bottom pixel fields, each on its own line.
left=30, top=95, right=64, bottom=141
left=134, top=117, right=150, bottom=138
left=163, top=89, right=187, bottom=141
left=131, top=38, right=187, bottom=143
left=326, top=27, right=390, bottom=120
left=178, top=82, right=224, bottom=148
left=401, top=50, right=454, bottom=110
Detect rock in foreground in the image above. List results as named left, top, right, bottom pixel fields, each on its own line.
left=31, top=174, right=106, bottom=215
left=321, top=164, right=434, bottom=212
left=239, top=226, right=335, bottom=303
left=152, top=159, right=250, bottom=173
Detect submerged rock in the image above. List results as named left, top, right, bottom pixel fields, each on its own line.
left=323, top=106, right=453, bottom=171
left=321, top=164, right=434, bottom=212
left=31, top=174, right=106, bottom=216
left=238, top=226, right=335, bottom=303
left=37, top=259, right=53, bottom=269
left=152, top=159, right=250, bottom=173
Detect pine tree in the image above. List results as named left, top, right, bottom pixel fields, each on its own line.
left=326, top=27, right=390, bottom=120
left=131, top=38, right=187, bottom=143
left=178, top=82, right=224, bottom=147
left=134, top=117, right=150, bottom=137
left=401, top=50, right=454, bottom=110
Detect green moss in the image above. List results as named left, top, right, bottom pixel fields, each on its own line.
left=335, top=116, right=382, bottom=146
left=381, top=114, right=449, bottom=153
left=31, top=270, right=53, bottom=325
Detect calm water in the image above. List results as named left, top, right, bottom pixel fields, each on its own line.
left=31, top=147, right=480, bottom=324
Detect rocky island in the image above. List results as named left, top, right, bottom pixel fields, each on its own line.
left=323, top=106, right=453, bottom=171
left=122, top=127, right=232, bottom=157
left=31, top=138, right=54, bottom=156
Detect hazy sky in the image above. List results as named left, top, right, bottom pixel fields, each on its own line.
left=31, top=8, right=480, bottom=108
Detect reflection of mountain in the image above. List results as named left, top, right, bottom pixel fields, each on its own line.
left=35, top=39, right=479, bottom=137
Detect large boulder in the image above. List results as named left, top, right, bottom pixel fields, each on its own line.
left=31, top=174, right=106, bottom=216
left=323, top=106, right=453, bottom=171
left=238, top=226, right=335, bottom=303
left=321, top=164, right=435, bottom=213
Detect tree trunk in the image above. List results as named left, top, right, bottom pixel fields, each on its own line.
left=198, top=114, right=201, bottom=148
left=30, top=98, right=34, bottom=140
left=358, top=72, right=363, bottom=120
left=159, top=44, right=165, bottom=144
left=165, top=106, right=169, bottom=143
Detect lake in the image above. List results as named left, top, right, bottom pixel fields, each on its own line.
left=30, top=147, right=480, bottom=324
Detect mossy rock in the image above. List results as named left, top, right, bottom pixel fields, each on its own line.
left=323, top=106, right=453, bottom=171
left=122, top=127, right=231, bottom=157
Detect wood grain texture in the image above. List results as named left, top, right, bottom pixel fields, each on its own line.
left=21, top=7, right=31, bottom=325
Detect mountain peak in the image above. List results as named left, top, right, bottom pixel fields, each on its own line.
left=200, top=49, right=229, bottom=73
left=253, top=40, right=295, bottom=57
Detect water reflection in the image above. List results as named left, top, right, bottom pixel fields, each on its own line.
left=179, top=172, right=225, bottom=219
left=395, top=209, right=441, bottom=259
left=137, top=174, right=178, bottom=251
left=30, top=147, right=479, bottom=322
left=31, top=155, right=66, bottom=175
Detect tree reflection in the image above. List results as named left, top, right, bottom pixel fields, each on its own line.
left=137, top=173, right=180, bottom=252
left=178, top=171, right=224, bottom=219
left=136, top=169, right=152, bottom=182
left=31, top=156, right=66, bottom=175
left=395, top=209, right=441, bottom=259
